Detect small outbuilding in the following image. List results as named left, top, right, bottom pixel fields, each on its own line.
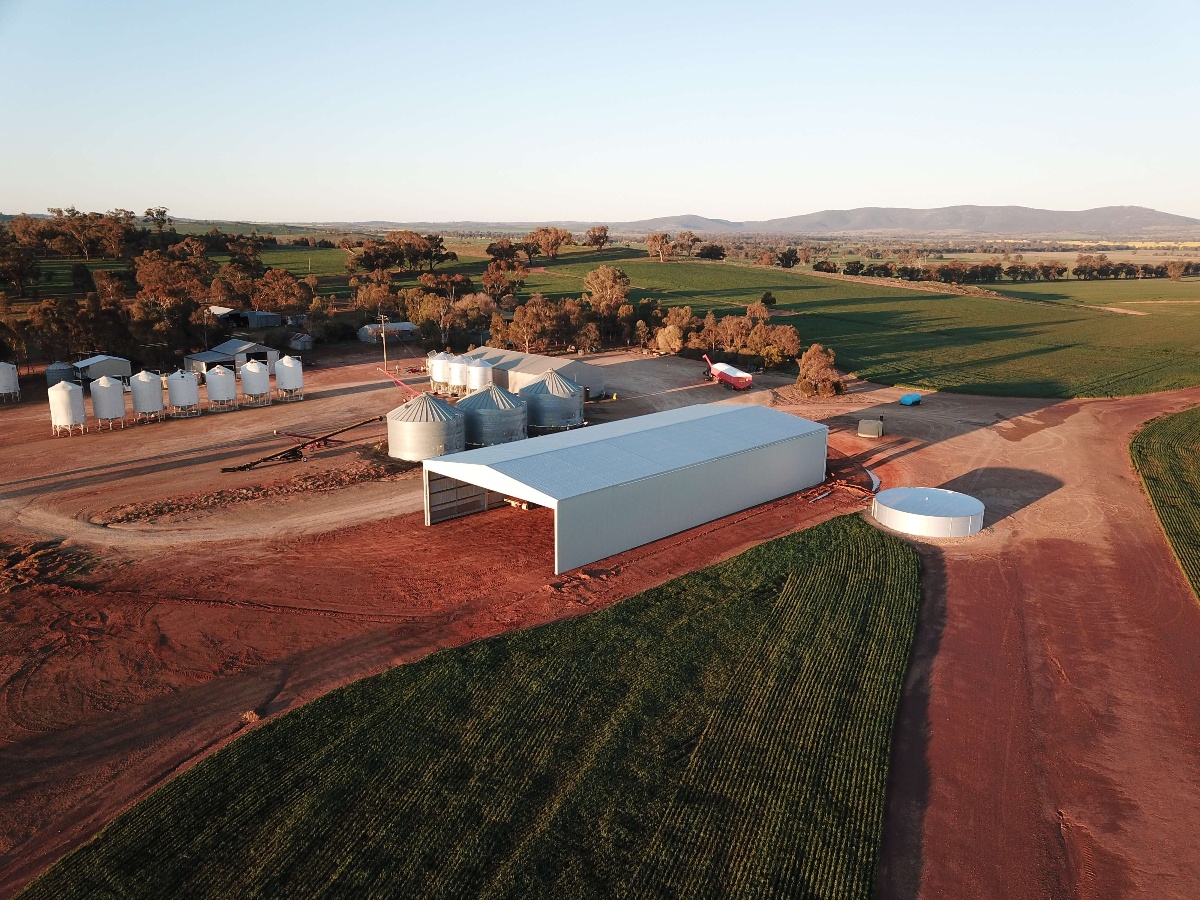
left=288, top=332, right=315, bottom=352
left=460, top=348, right=605, bottom=397
left=359, top=322, right=420, bottom=343
left=424, top=404, right=828, bottom=574
left=185, top=339, right=280, bottom=376
left=74, top=354, right=132, bottom=383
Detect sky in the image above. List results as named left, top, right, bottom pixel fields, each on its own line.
left=1, top=0, right=1198, bottom=223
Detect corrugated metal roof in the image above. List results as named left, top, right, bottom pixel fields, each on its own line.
left=209, top=339, right=273, bottom=355
left=518, top=370, right=582, bottom=397
left=462, top=348, right=592, bottom=380
left=456, top=384, right=523, bottom=411
left=388, top=393, right=464, bottom=423
left=74, top=354, right=127, bottom=368
left=424, top=404, right=827, bottom=503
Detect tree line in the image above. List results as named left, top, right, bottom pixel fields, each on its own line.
left=817, top=253, right=1198, bottom=284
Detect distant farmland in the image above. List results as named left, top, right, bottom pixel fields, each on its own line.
left=530, top=251, right=1200, bottom=398
left=20, top=515, right=920, bottom=900
left=1131, top=406, right=1200, bottom=601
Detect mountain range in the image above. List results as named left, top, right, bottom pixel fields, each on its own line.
left=301, top=206, right=1200, bottom=238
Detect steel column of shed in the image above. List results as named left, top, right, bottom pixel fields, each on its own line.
left=422, top=404, right=828, bottom=574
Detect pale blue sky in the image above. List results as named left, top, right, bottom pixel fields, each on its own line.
left=1, top=0, right=1197, bottom=222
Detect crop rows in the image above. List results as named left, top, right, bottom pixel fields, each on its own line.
left=22, top=515, right=921, bottom=899
left=1131, top=406, right=1200, bottom=600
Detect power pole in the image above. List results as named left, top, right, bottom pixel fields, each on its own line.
left=378, top=313, right=389, bottom=372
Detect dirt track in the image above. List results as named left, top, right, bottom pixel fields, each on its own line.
left=2, top=348, right=1199, bottom=897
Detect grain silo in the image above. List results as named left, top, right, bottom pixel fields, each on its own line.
left=166, top=370, right=201, bottom=418
left=275, top=355, right=304, bottom=401
left=48, top=381, right=86, bottom=436
left=427, top=352, right=451, bottom=392
left=205, top=365, right=238, bottom=412
left=240, top=359, right=271, bottom=407
left=466, top=358, right=494, bottom=392
left=457, top=384, right=527, bottom=448
left=131, top=370, right=165, bottom=422
left=447, top=355, right=470, bottom=396
left=386, top=393, right=465, bottom=461
left=519, top=370, right=584, bottom=433
left=89, top=375, right=127, bottom=429
left=45, top=361, right=74, bottom=388
left=0, top=361, right=19, bottom=401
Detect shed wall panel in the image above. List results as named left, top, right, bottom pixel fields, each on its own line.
left=553, top=428, right=827, bottom=573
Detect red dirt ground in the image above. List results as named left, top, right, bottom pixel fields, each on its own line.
left=2, top=348, right=1199, bottom=898
left=0, top=350, right=860, bottom=897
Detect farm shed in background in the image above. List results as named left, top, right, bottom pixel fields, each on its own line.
left=185, top=339, right=280, bottom=376
left=460, top=348, right=605, bottom=397
left=73, top=355, right=131, bottom=383
left=423, top=404, right=828, bottom=573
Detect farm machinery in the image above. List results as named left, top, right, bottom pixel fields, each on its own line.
left=702, top=354, right=753, bottom=391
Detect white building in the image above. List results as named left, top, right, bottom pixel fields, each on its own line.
left=460, top=347, right=605, bottom=396
left=423, top=404, right=828, bottom=573
left=73, top=354, right=132, bottom=382
left=184, top=339, right=280, bottom=376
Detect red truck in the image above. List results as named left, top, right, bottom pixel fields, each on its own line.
left=702, top=354, right=753, bottom=391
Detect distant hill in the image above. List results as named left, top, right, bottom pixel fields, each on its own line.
left=292, top=205, right=1200, bottom=238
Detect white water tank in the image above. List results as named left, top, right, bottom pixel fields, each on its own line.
left=275, top=355, right=304, bottom=391
left=466, top=358, right=494, bottom=391
left=49, top=381, right=86, bottom=433
left=45, top=361, right=74, bottom=387
left=205, top=365, right=237, bottom=403
left=167, top=370, right=201, bottom=408
left=90, top=375, right=126, bottom=422
left=0, top=361, right=18, bottom=399
left=131, top=370, right=165, bottom=415
left=240, top=359, right=270, bottom=397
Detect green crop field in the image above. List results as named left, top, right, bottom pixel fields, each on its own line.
left=21, top=515, right=920, bottom=900
left=528, top=250, right=1200, bottom=398
left=1130, top=406, right=1200, bottom=602
left=992, top=277, right=1200, bottom=307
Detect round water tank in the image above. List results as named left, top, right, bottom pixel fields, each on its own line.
left=458, top=384, right=526, bottom=447
left=240, top=359, right=270, bottom=397
left=166, top=370, right=201, bottom=408
left=275, top=355, right=303, bottom=391
left=871, top=487, right=985, bottom=538
left=90, top=375, right=126, bottom=421
left=45, top=361, right=74, bottom=387
left=519, top=370, right=584, bottom=431
left=386, top=393, right=465, bottom=461
left=205, top=365, right=237, bottom=402
left=427, top=352, right=451, bottom=386
left=131, top=370, right=165, bottom=414
left=49, top=381, right=86, bottom=429
left=0, top=361, right=18, bottom=397
left=466, top=358, right=494, bottom=391
left=446, top=356, right=469, bottom=393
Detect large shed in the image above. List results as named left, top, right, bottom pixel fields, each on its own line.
left=73, top=354, right=131, bottom=382
left=460, top=348, right=604, bottom=396
left=423, top=404, right=827, bottom=574
left=185, top=339, right=279, bottom=376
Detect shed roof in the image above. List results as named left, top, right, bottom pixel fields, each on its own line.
left=74, top=354, right=128, bottom=369
left=424, top=404, right=826, bottom=505
left=208, top=339, right=275, bottom=355
left=461, top=348, right=593, bottom=380
left=185, top=350, right=236, bottom=363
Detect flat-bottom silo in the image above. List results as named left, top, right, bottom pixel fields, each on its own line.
left=519, top=370, right=584, bottom=434
left=457, top=384, right=526, bottom=447
left=386, top=393, right=465, bottom=461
